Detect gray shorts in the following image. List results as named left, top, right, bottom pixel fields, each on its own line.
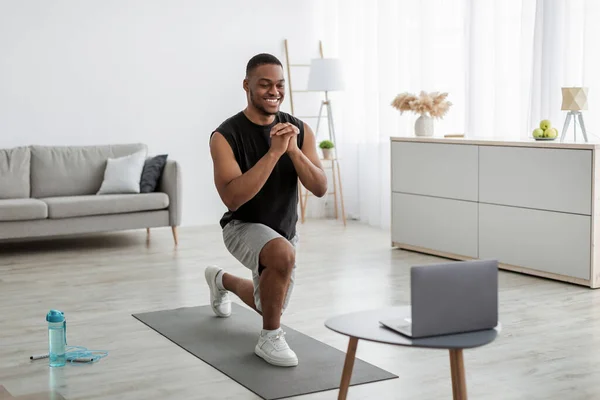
left=222, top=219, right=298, bottom=313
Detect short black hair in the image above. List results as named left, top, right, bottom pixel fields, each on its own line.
left=246, top=53, right=283, bottom=77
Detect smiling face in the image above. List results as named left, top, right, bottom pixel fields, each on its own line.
left=244, top=64, right=285, bottom=117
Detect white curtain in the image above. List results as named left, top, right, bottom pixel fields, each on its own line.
left=331, top=0, right=600, bottom=228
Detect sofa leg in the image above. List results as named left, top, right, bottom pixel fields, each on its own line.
left=171, top=226, right=178, bottom=246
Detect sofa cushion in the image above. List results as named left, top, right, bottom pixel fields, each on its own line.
left=42, top=193, right=169, bottom=219
left=97, top=150, right=147, bottom=195
left=0, top=199, right=48, bottom=221
left=0, top=147, right=31, bottom=199
left=30, top=143, right=147, bottom=198
left=140, top=154, right=168, bottom=193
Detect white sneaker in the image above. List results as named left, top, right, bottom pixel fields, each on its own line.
left=204, top=266, right=231, bottom=317
left=254, top=328, right=298, bottom=367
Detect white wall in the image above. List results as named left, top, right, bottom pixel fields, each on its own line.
left=0, top=0, right=337, bottom=226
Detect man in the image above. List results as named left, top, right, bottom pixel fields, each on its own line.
left=205, top=53, right=327, bottom=367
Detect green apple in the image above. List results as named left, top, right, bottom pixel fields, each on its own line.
left=532, top=128, right=544, bottom=138
left=540, top=119, right=552, bottom=130
left=545, top=127, right=558, bottom=138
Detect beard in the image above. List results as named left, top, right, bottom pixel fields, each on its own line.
left=249, top=89, right=279, bottom=116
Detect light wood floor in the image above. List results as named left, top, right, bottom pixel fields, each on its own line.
left=2, top=220, right=600, bottom=399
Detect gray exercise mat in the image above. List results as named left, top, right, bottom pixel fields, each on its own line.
left=133, top=303, right=397, bottom=400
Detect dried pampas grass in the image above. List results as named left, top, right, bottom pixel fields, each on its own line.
left=391, top=91, right=452, bottom=119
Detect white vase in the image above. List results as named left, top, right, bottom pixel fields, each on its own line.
left=414, top=114, right=434, bottom=137
left=321, top=148, right=334, bottom=159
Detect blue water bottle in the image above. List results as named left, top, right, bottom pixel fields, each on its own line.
left=46, top=310, right=66, bottom=367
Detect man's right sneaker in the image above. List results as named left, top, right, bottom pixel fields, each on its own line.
left=254, top=328, right=298, bottom=367
left=204, top=266, right=231, bottom=317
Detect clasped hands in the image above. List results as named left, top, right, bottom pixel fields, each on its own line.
left=269, top=123, right=300, bottom=157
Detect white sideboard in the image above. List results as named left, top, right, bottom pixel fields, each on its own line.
left=390, top=136, right=600, bottom=288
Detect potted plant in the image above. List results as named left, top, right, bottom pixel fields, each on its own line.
left=319, top=140, right=334, bottom=159
left=390, top=91, right=452, bottom=137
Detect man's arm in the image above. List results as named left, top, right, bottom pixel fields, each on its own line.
left=210, top=131, right=290, bottom=211
left=287, top=124, right=328, bottom=197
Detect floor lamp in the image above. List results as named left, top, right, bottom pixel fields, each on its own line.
left=306, top=58, right=345, bottom=147
left=304, top=58, right=347, bottom=226
left=560, top=87, right=589, bottom=142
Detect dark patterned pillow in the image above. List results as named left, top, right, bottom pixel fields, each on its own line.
left=140, top=154, right=168, bottom=193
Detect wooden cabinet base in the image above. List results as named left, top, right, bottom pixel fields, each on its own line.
left=392, top=242, right=593, bottom=288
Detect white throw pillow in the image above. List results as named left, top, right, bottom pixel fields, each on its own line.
left=97, top=150, right=147, bottom=195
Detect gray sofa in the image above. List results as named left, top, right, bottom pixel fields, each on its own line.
left=0, top=143, right=181, bottom=244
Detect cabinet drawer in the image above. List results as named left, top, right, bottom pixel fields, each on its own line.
left=479, top=146, right=592, bottom=215
left=479, top=203, right=590, bottom=280
left=391, top=141, right=478, bottom=201
left=392, top=192, right=478, bottom=258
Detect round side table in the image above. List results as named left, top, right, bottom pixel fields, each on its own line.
left=325, top=306, right=499, bottom=400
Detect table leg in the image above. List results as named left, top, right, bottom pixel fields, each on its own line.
left=338, top=336, right=359, bottom=400
left=449, top=349, right=467, bottom=400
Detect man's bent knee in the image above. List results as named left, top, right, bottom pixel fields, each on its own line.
left=259, top=238, right=295, bottom=277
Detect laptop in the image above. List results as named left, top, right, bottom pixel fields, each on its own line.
left=379, top=259, right=498, bottom=338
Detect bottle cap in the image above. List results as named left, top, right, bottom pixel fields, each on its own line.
left=46, top=310, right=64, bottom=323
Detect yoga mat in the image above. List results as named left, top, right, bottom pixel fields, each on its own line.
left=133, top=303, right=397, bottom=400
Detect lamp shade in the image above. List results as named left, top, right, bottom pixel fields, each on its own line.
left=306, top=58, right=345, bottom=92
left=561, top=87, right=588, bottom=111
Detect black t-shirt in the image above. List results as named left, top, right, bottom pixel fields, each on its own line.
left=211, top=111, right=305, bottom=240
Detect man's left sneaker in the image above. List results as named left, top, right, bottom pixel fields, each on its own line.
left=254, top=328, right=298, bottom=367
